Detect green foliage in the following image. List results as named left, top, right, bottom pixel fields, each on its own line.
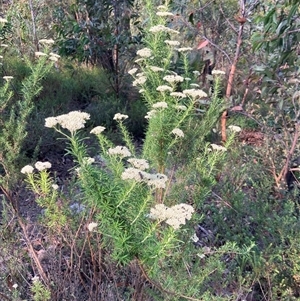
left=0, top=46, right=53, bottom=190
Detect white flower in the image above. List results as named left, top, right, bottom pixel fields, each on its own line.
left=0, top=44, right=8, bottom=47
left=87, top=222, right=98, bottom=232
left=149, top=203, right=194, bottom=229
left=146, top=173, right=168, bottom=189
left=128, top=68, right=138, bottom=75
left=149, top=25, right=179, bottom=35
left=163, top=75, right=184, bottom=83
left=113, top=113, right=128, bottom=121
left=136, top=47, right=152, bottom=58
left=35, top=161, right=52, bottom=171
left=156, top=85, right=172, bottom=92
left=190, top=83, right=200, bottom=87
left=172, top=128, right=184, bottom=138
left=35, top=51, right=47, bottom=57
left=145, top=110, right=157, bottom=119
left=52, top=184, right=59, bottom=190
left=132, top=76, right=147, bottom=86
left=149, top=204, right=169, bottom=220
left=185, top=77, right=191, bottom=81
left=0, top=17, right=8, bottom=23
left=45, top=111, right=90, bottom=133
left=108, top=146, right=131, bottom=158
left=90, top=126, right=106, bottom=135
left=127, top=158, right=149, bottom=171
left=31, top=276, right=40, bottom=283
left=39, top=38, right=55, bottom=45
left=12, top=283, right=18, bottom=289
left=49, top=56, right=58, bottom=62
left=156, top=12, right=174, bottom=16
left=228, top=125, right=242, bottom=133
left=21, top=165, right=34, bottom=174
left=193, top=70, right=200, bottom=76
left=183, top=89, right=208, bottom=99
left=175, top=105, right=187, bottom=111
left=121, top=167, right=144, bottom=181
left=177, top=47, right=193, bottom=52
left=3, top=76, right=13, bottom=81
left=50, top=52, right=60, bottom=58
left=165, top=40, right=180, bottom=46
left=211, top=144, right=227, bottom=151
left=152, top=102, right=168, bottom=109
left=83, top=157, right=95, bottom=164
left=149, top=66, right=164, bottom=72
left=212, top=70, right=225, bottom=75
left=170, top=92, right=186, bottom=98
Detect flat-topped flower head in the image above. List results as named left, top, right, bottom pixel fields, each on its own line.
left=45, top=111, right=90, bottom=134
left=149, top=66, right=164, bottom=72
left=171, top=128, right=184, bottom=138
left=3, top=76, right=13, bottom=81
left=39, top=38, right=55, bottom=45
left=211, top=144, right=227, bottom=152
left=127, top=158, right=149, bottom=171
left=21, top=165, right=34, bottom=174
left=228, top=125, right=242, bottom=133
left=149, top=25, right=179, bottom=35
left=156, top=85, right=172, bottom=92
left=177, top=47, right=193, bottom=52
left=35, top=52, right=47, bottom=57
left=145, top=110, right=157, bottom=119
left=108, top=146, right=131, bottom=158
left=128, top=68, right=138, bottom=75
left=149, top=203, right=194, bottom=229
left=212, top=70, right=225, bottom=75
left=147, top=173, right=168, bottom=189
left=152, top=102, right=168, bottom=109
left=175, top=104, right=187, bottom=111
left=136, top=47, right=152, bottom=58
left=156, top=12, right=174, bottom=17
left=183, top=89, right=208, bottom=99
left=132, top=76, right=147, bottom=86
left=35, top=161, right=52, bottom=171
left=165, top=40, right=180, bottom=46
left=170, top=92, right=186, bottom=98
left=163, top=75, right=184, bottom=83
left=113, top=113, right=128, bottom=121
left=121, top=167, right=144, bottom=181
left=87, top=222, right=98, bottom=232
left=90, top=126, right=106, bottom=135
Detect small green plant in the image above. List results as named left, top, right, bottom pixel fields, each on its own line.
left=31, top=276, right=51, bottom=301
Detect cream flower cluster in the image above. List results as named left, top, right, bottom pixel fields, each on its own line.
left=149, top=66, right=164, bottom=72
left=149, top=203, right=194, bottom=229
left=90, top=126, right=106, bottom=135
left=183, top=89, right=208, bottom=99
left=212, top=70, right=225, bottom=75
left=45, top=111, right=90, bottom=134
left=136, top=47, right=152, bottom=58
left=163, top=74, right=184, bottom=83
left=113, top=113, right=128, bottom=121
left=171, top=128, right=184, bottom=138
left=152, top=102, right=168, bottom=109
left=149, top=25, right=179, bottom=35
left=228, top=125, right=242, bottom=133
left=121, top=168, right=168, bottom=189
left=156, top=85, right=172, bottom=92
left=145, top=110, right=157, bottom=119
left=21, top=161, right=51, bottom=174
left=165, top=40, right=180, bottom=46
left=127, top=158, right=149, bottom=171
left=210, top=144, right=227, bottom=152
left=108, top=146, right=131, bottom=158
left=156, top=12, right=174, bottom=17
left=35, top=161, right=52, bottom=171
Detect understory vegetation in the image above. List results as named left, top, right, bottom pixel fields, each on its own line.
left=0, top=0, right=299, bottom=300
